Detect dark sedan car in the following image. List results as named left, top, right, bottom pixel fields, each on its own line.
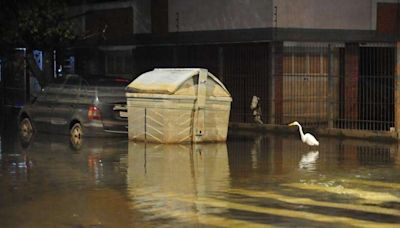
left=18, top=74, right=129, bottom=146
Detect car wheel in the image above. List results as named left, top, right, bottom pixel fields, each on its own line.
left=70, top=123, right=83, bottom=150
left=19, top=117, right=34, bottom=147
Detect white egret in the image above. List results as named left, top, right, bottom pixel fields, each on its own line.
left=288, top=121, right=319, bottom=147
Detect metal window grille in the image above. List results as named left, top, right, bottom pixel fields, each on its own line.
left=280, top=42, right=333, bottom=127
left=336, top=43, right=395, bottom=131
left=278, top=42, right=395, bottom=131
left=133, top=41, right=396, bottom=132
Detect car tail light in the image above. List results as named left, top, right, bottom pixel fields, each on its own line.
left=88, top=105, right=102, bottom=120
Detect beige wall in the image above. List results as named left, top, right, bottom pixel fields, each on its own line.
left=69, top=0, right=399, bottom=35
left=168, top=0, right=389, bottom=32
left=275, top=0, right=373, bottom=30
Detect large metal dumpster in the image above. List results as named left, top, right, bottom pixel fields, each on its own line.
left=126, top=68, right=232, bottom=143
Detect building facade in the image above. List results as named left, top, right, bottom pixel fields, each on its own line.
left=65, top=0, right=400, bottom=132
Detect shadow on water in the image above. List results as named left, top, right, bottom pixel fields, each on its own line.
left=1, top=111, right=400, bottom=227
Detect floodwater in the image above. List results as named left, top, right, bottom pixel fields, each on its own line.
left=0, top=113, right=399, bottom=227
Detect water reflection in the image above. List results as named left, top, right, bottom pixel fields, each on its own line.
left=0, top=130, right=137, bottom=227
left=0, top=113, right=399, bottom=227
left=122, top=133, right=400, bottom=226
left=298, top=150, right=319, bottom=171
left=127, top=142, right=230, bottom=222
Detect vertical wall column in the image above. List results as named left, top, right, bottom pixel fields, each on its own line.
left=344, top=43, right=359, bottom=121
left=268, top=41, right=284, bottom=124
left=395, top=41, right=400, bottom=135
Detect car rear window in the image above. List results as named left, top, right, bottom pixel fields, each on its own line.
left=52, top=75, right=130, bottom=88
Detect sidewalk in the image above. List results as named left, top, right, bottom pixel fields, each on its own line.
left=229, top=122, right=399, bottom=142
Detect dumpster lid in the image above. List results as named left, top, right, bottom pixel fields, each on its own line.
left=127, top=68, right=230, bottom=95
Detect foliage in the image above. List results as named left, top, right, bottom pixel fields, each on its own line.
left=0, top=0, right=76, bottom=52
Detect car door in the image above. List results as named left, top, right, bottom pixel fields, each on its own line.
left=29, top=85, right=59, bottom=132
left=51, top=75, right=81, bottom=134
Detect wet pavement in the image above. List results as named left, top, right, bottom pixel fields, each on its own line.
left=0, top=111, right=400, bottom=227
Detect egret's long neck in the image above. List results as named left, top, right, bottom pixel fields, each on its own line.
left=297, top=124, right=305, bottom=142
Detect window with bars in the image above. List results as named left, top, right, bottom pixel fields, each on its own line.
left=281, top=45, right=331, bottom=126
left=283, top=52, right=328, bottom=76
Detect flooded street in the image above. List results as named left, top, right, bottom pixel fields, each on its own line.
left=1, top=113, right=399, bottom=227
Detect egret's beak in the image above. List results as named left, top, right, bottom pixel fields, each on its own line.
left=288, top=122, right=295, bottom=126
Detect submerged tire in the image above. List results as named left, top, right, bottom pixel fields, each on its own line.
left=70, top=123, right=83, bottom=150
left=19, top=117, right=34, bottom=147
